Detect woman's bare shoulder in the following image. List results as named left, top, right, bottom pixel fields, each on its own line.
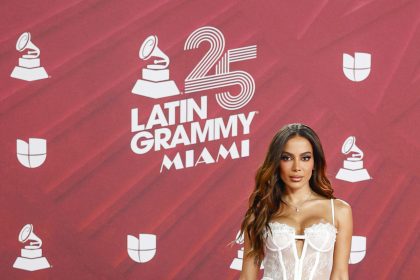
left=333, top=198, right=353, bottom=228
left=334, top=198, right=351, bottom=210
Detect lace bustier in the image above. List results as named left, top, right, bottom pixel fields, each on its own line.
left=262, top=199, right=337, bottom=280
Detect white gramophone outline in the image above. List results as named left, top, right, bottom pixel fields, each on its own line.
left=336, top=136, right=371, bottom=182
left=343, top=52, right=371, bottom=82
left=13, top=224, right=51, bottom=271
left=10, top=32, right=49, bottom=81
left=230, top=230, right=263, bottom=271
left=132, top=35, right=180, bottom=98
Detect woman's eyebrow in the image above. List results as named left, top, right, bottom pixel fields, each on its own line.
left=282, top=151, right=312, bottom=155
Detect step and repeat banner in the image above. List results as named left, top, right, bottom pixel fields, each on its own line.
left=1, top=0, right=419, bottom=279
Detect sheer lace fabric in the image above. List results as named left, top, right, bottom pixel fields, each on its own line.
left=262, top=202, right=337, bottom=280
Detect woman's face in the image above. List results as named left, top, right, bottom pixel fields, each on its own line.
left=279, top=136, right=315, bottom=191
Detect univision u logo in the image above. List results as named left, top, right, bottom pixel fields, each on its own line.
left=127, top=233, right=156, bottom=263
left=343, top=52, right=371, bottom=82
left=16, top=138, right=47, bottom=168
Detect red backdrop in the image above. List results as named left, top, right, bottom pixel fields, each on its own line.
left=1, top=0, right=419, bottom=279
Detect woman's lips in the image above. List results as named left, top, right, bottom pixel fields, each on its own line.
left=290, top=176, right=303, bottom=182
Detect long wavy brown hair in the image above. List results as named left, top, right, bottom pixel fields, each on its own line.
left=239, top=123, right=335, bottom=265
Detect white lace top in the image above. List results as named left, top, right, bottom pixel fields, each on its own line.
left=262, top=199, right=337, bottom=280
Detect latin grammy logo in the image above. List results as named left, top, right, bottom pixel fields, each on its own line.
left=127, top=233, right=157, bottom=263
left=132, top=35, right=180, bottom=98
left=343, top=52, right=371, bottom=82
left=335, top=136, right=371, bottom=182
left=10, top=32, right=49, bottom=81
left=13, top=224, right=51, bottom=271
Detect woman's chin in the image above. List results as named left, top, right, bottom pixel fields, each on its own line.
left=286, top=179, right=310, bottom=188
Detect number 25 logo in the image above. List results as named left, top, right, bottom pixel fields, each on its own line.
left=184, top=26, right=257, bottom=110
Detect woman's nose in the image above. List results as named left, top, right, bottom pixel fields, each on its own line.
left=292, top=159, right=301, bottom=171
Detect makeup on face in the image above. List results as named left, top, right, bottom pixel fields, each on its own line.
left=279, top=137, right=315, bottom=187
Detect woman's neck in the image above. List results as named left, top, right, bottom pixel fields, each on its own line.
left=283, top=186, right=313, bottom=204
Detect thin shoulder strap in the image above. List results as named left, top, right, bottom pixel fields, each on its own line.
left=330, top=199, right=335, bottom=226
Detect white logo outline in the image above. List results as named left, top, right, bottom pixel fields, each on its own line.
left=16, top=138, right=47, bottom=168
left=343, top=52, right=371, bottom=82
left=11, top=32, right=49, bottom=81
left=127, top=233, right=157, bottom=263
left=13, top=224, right=51, bottom=271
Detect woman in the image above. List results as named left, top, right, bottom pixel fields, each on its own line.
left=239, top=123, right=353, bottom=280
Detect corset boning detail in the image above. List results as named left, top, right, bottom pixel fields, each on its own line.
left=262, top=222, right=337, bottom=280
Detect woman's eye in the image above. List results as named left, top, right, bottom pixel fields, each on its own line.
left=281, top=155, right=311, bottom=161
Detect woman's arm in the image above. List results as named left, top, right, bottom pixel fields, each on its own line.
left=330, top=199, right=353, bottom=280
left=239, top=230, right=259, bottom=280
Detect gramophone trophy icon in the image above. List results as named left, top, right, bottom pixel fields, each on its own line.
left=13, top=224, right=51, bottom=271
left=336, top=136, right=371, bottom=182
left=11, top=32, right=48, bottom=81
left=230, top=230, right=264, bottom=271
left=132, top=35, right=180, bottom=98
left=230, top=230, right=245, bottom=270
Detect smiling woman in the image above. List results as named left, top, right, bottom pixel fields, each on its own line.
left=238, top=123, right=353, bottom=280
